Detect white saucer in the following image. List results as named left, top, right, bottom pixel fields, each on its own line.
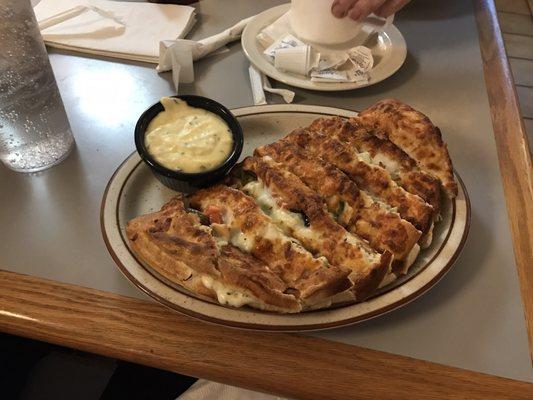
left=241, top=4, right=407, bottom=91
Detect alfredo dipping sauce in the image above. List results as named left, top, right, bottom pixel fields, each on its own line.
left=145, top=97, right=233, bottom=173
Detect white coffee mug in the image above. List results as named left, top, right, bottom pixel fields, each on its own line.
left=289, top=0, right=393, bottom=45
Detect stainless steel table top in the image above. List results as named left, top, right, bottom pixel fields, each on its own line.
left=2, top=0, right=532, bottom=383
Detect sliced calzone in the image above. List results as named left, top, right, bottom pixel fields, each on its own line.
left=283, top=128, right=435, bottom=247
left=125, top=99, right=459, bottom=313
left=357, top=99, right=457, bottom=198
left=126, top=197, right=302, bottom=313
left=254, top=140, right=421, bottom=274
left=189, top=186, right=353, bottom=307
left=240, top=156, right=393, bottom=301
left=308, top=116, right=442, bottom=216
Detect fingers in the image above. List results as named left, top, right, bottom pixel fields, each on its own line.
left=346, top=0, right=387, bottom=21
left=331, top=0, right=408, bottom=21
left=375, top=0, right=411, bottom=17
left=331, top=0, right=358, bottom=18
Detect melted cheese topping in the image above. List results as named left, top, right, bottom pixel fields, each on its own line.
left=243, top=181, right=315, bottom=241
left=201, top=275, right=253, bottom=308
left=370, top=153, right=402, bottom=180
left=145, top=97, right=233, bottom=173
left=361, top=191, right=399, bottom=214
left=244, top=180, right=380, bottom=265
left=357, top=151, right=373, bottom=164
left=230, top=229, right=256, bottom=253
left=354, top=150, right=407, bottom=189
left=342, top=232, right=381, bottom=264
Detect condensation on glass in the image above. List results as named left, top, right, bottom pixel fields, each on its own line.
left=0, top=0, right=74, bottom=173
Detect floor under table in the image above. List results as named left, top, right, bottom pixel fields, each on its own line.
left=0, top=333, right=196, bottom=400
left=495, top=0, right=533, bottom=151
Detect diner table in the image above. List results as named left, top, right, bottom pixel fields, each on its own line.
left=1, top=0, right=533, bottom=398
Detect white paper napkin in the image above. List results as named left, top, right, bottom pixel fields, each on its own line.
left=257, top=12, right=291, bottom=48
left=156, top=16, right=254, bottom=89
left=156, top=15, right=294, bottom=104
left=34, top=0, right=196, bottom=63
left=177, top=379, right=287, bottom=400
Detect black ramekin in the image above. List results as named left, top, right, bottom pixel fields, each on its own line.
left=134, top=95, right=244, bottom=192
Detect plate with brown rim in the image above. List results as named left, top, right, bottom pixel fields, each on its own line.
left=101, top=104, right=470, bottom=332
left=241, top=4, right=407, bottom=91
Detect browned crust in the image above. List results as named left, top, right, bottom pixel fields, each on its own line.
left=357, top=99, right=458, bottom=198
left=309, top=117, right=417, bottom=170
left=255, top=140, right=421, bottom=261
left=189, top=186, right=353, bottom=304
left=126, top=197, right=220, bottom=278
left=126, top=197, right=301, bottom=313
left=401, top=171, right=441, bottom=217
left=283, top=128, right=434, bottom=234
left=241, top=156, right=392, bottom=301
left=217, top=245, right=303, bottom=311
left=308, top=116, right=442, bottom=215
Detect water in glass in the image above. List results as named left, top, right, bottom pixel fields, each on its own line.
left=0, top=0, right=74, bottom=173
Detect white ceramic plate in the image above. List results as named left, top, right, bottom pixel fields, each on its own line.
left=241, top=4, right=407, bottom=91
left=101, top=104, right=470, bottom=332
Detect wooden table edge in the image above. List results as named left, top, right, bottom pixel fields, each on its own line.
left=0, top=1, right=531, bottom=399
left=0, top=269, right=532, bottom=399
left=473, top=0, right=533, bottom=361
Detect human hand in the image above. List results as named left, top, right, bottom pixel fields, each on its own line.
left=331, top=0, right=411, bottom=20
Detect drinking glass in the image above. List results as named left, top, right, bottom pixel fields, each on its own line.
left=0, top=0, right=74, bottom=173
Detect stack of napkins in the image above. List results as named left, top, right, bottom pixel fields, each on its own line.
left=34, top=0, right=196, bottom=63
left=258, top=13, right=374, bottom=83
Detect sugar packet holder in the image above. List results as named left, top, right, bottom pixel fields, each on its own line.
left=275, top=45, right=316, bottom=76
left=264, top=34, right=320, bottom=76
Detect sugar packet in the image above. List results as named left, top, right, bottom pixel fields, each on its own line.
left=263, top=34, right=306, bottom=61
left=348, top=46, right=374, bottom=72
